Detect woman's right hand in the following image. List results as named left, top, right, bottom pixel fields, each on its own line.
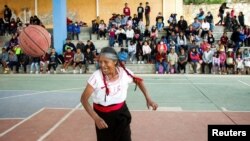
left=94, top=116, right=109, bottom=129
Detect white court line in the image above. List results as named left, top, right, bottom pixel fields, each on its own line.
left=0, top=108, right=45, bottom=137
left=0, top=90, right=40, bottom=92
left=37, top=103, right=82, bottom=141
left=238, top=80, right=250, bottom=87
left=143, top=82, right=237, bottom=85
left=0, top=87, right=82, bottom=100
left=221, top=107, right=228, bottom=111
left=0, top=118, right=25, bottom=120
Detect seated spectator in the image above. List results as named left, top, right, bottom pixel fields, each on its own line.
left=201, top=46, right=213, bottom=74
left=84, top=48, right=94, bottom=73
left=207, top=30, right=215, bottom=45
left=157, top=41, right=167, bottom=54
left=138, top=19, right=145, bottom=35
left=177, top=16, right=188, bottom=32
left=220, top=32, right=229, bottom=46
left=73, top=48, right=84, bottom=74
left=62, top=38, right=76, bottom=53
left=242, top=48, right=250, bottom=74
left=205, top=11, right=214, bottom=31
left=192, top=18, right=202, bottom=37
left=109, top=27, right=116, bottom=47
left=177, top=31, right=187, bottom=52
left=98, top=20, right=107, bottom=40
left=40, top=53, right=49, bottom=73
left=115, top=26, right=126, bottom=47
left=168, top=48, right=178, bottom=74
left=142, top=41, right=152, bottom=63
left=19, top=53, right=29, bottom=73
left=47, top=48, right=58, bottom=74
left=156, top=12, right=164, bottom=31
left=243, top=26, right=250, bottom=46
left=125, top=26, right=134, bottom=47
left=226, top=48, right=235, bottom=74
left=133, top=26, right=142, bottom=42
left=30, top=56, right=40, bottom=74
left=76, top=40, right=85, bottom=53
left=200, top=39, right=210, bottom=53
left=7, top=50, right=18, bottom=73
left=136, top=40, right=144, bottom=64
left=0, top=48, right=9, bottom=73
left=219, top=50, right=227, bottom=74
left=128, top=41, right=136, bottom=63
left=61, top=47, right=74, bottom=72
left=189, top=47, right=201, bottom=74
left=196, top=8, right=205, bottom=21
left=150, top=26, right=158, bottom=43
left=7, top=33, right=18, bottom=52
left=155, top=49, right=168, bottom=74
left=178, top=48, right=188, bottom=73
left=132, top=14, right=139, bottom=28
left=84, top=40, right=96, bottom=53
left=201, top=19, right=210, bottom=38
left=118, top=48, right=128, bottom=66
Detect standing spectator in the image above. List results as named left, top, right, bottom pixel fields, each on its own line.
left=216, top=2, right=230, bottom=25
left=98, top=20, right=107, bottom=40
left=128, top=41, right=136, bottom=63
left=72, top=22, right=81, bottom=40
left=178, top=16, right=188, bottom=32
left=178, top=48, right=188, bottom=73
left=205, top=12, right=214, bottom=31
left=138, top=19, right=145, bottom=36
left=145, top=2, right=150, bottom=26
left=109, top=27, right=116, bottom=47
left=73, top=48, right=84, bottom=74
left=123, top=3, right=131, bottom=22
left=230, top=27, right=242, bottom=52
left=0, top=18, right=5, bottom=36
left=4, top=5, right=12, bottom=22
left=201, top=46, right=213, bottom=74
left=142, top=41, right=152, bottom=63
left=48, top=48, right=58, bottom=74
left=137, top=3, right=144, bottom=21
left=219, top=50, right=226, bottom=74
left=156, top=12, right=164, bottom=31
left=224, top=12, right=232, bottom=32
left=242, top=48, right=250, bottom=74
left=238, top=12, right=245, bottom=27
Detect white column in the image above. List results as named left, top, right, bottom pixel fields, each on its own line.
left=23, top=9, right=26, bottom=23
left=96, top=0, right=99, bottom=17
left=163, top=0, right=167, bottom=25
left=35, top=0, right=38, bottom=15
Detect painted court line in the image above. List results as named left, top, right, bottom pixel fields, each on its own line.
left=37, top=103, right=82, bottom=141
left=238, top=80, right=250, bottom=86
left=0, top=87, right=82, bottom=100
left=221, top=107, right=228, bottom=111
left=0, top=108, right=45, bottom=137
left=0, top=118, right=25, bottom=120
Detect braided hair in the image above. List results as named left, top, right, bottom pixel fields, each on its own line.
left=99, top=47, right=143, bottom=101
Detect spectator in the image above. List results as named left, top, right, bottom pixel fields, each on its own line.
left=115, top=26, right=126, bottom=47
left=206, top=11, right=214, bottom=31
left=150, top=26, right=158, bottom=43
left=178, top=48, right=188, bottom=73
left=231, top=27, right=243, bottom=52
left=76, top=40, right=85, bottom=53
left=142, top=41, right=152, bottom=63
left=207, top=30, right=215, bottom=45
left=73, top=48, right=84, bottom=74
left=61, top=47, right=74, bottom=72
left=9, top=18, right=17, bottom=34
left=19, top=53, right=29, bottom=74
left=84, top=48, right=95, bottom=73
left=189, top=47, right=201, bottom=74
left=226, top=48, right=235, bottom=74
left=3, top=5, right=12, bottom=23
left=224, top=12, right=232, bottom=32
left=47, top=48, right=58, bottom=74
left=98, top=20, right=107, bottom=40
left=30, top=57, right=40, bottom=74
left=136, top=40, right=144, bottom=64
left=145, top=2, right=150, bottom=26
left=109, top=27, right=116, bottom=47
left=216, top=2, right=230, bottom=25
left=62, top=38, right=76, bottom=53
left=7, top=33, right=18, bottom=52
left=137, top=3, right=144, bottom=21
left=138, top=18, right=145, bottom=35
left=125, top=26, right=134, bottom=47
left=8, top=50, right=18, bottom=73
left=242, top=48, right=250, bottom=74
left=128, top=41, right=137, bottom=63
left=192, top=18, right=202, bottom=37
left=238, top=12, right=245, bottom=27
left=72, top=22, right=81, bottom=40
left=178, top=16, right=188, bottom=32
left=235, top=53, right=244, bottom=74
left=123, top=3, right=131, bottom=22
left=212, top=51, right=220, bottom=74
left=168, top=48, right=178, bottom=74
left=200, top=39, right=210, bottom=53
left=0, top=48, right=9, bottom=73
left=201, top=46, right=213, bottom=74
left=219, top=49, right=226, bottom=74
left=177, top=31, right=187, bottom=52
left=132, top=14, right=139, bottom=28
left=201, top=19, right=210, bottom=38
left=40, top=53, right=49, bottom=73
left=156, top=12, right=164, bottom=31
left=157, top=41, right=167, bottom=54
left=196, top=8, right=205, bottom=21
left=0, top=18, right=5, bottom=36
left=84, top=40, right=96, bottom=53
left=155, top=49, right=167, bottom=74
left=220, top=32, right=229, bottom=46
left=118, top=48, right=128, bottom=66
left=33, top=15, right=41, bottom=25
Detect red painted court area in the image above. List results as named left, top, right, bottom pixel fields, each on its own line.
left=0, top=108, right=250, bottom=141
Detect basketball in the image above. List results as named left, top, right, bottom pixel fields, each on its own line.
left=18, top=25, right=51, bottom=57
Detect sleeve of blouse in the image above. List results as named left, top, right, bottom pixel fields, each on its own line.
left=87, top=71, right=99, bottom=89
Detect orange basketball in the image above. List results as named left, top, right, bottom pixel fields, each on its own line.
left=18, top=25, right=51, bottom=57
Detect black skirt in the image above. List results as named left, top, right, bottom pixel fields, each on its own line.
left=94, top=103, right=132, bottom=141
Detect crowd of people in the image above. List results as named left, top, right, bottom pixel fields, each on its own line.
left=1, top=2, right=250, bottom=75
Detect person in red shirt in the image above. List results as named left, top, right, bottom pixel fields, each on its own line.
left=189, top=47, right=201, bottom=74
left=62, top=47, right=74, bottom=72
left=123, top=3, right=130, bottom=17
left=220, top=32, right=228, bottom=46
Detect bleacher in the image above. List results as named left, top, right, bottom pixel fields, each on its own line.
left=0, top=25, right=249, bottom=74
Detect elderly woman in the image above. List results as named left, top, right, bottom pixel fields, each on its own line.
left=81, top=47, right=158, bottom=141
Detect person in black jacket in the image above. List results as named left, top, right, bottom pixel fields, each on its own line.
left=238, top=12, right=244, bottom=27
left=4, top=5, right=12, bottom=23
left=216, top=2, right=230, bottom=25
left=48, top=48, right=58, bottom=74
left=137, top=3, right=144, bottom=21
left=177, top=16, right=188, bottom=32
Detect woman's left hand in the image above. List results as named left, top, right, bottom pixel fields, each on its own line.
left=146, top=99, right=158, bottom=111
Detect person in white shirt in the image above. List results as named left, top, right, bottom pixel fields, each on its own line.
left=201, top=19, right=210, bottom=38
left=128, top=41, right=137, bottom=63
left=81, top=47, right=157, bottom=141
left=142, top=41, right=152, bottom=63
left=202, top=46, right=213, bottom=74
left=115, top=27, right=126, bottom=47
left=125, top=26, right=134, bottom=47
left=98, top=20, right=107, bottom=40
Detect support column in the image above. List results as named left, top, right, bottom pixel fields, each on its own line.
left=163, top=0, right=167, bottom=25
left=53, top=0, right=67, bottom=54
left=35, top=0, right=38, bottom=15
left=96, top=0, right=99, bottom=17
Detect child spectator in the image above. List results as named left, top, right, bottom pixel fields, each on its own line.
left=109, top=27, right=116, bottom=47
left=72, top=22, right=81, bottom=40
left=219, top=50, right=227, bottom=74
left=98, top=20, right=107, bottom=40
left=189, top=47, right=201, bottom=74
left=136, top=40, right=144, bottom=64
left=73, top=48, right=84, bottom=74
left=226, top=48, right=235, bottom=74
left=142, top=41, right=152, bottom=63
left=115, top=26, right=126, bottom=47
left=118, top=48, right=128, bottom=66
left=212, top=51, right=220, bottom=74
left=8, top=50, right=19, bottom=73
left=156, top=12, right=164, bottom=31
left=235, top=53, right=244, bottom=74
left=207, top=30, right=215, bottom=45
left=168, top=48, right=178, bottom=74
left=155, top=49, right=168, bottom=74
left=48, top=48, right=58, bottom=74
left=128, top=41, right=136, bottom=63
left=84, top=48, right=94, bottom=73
